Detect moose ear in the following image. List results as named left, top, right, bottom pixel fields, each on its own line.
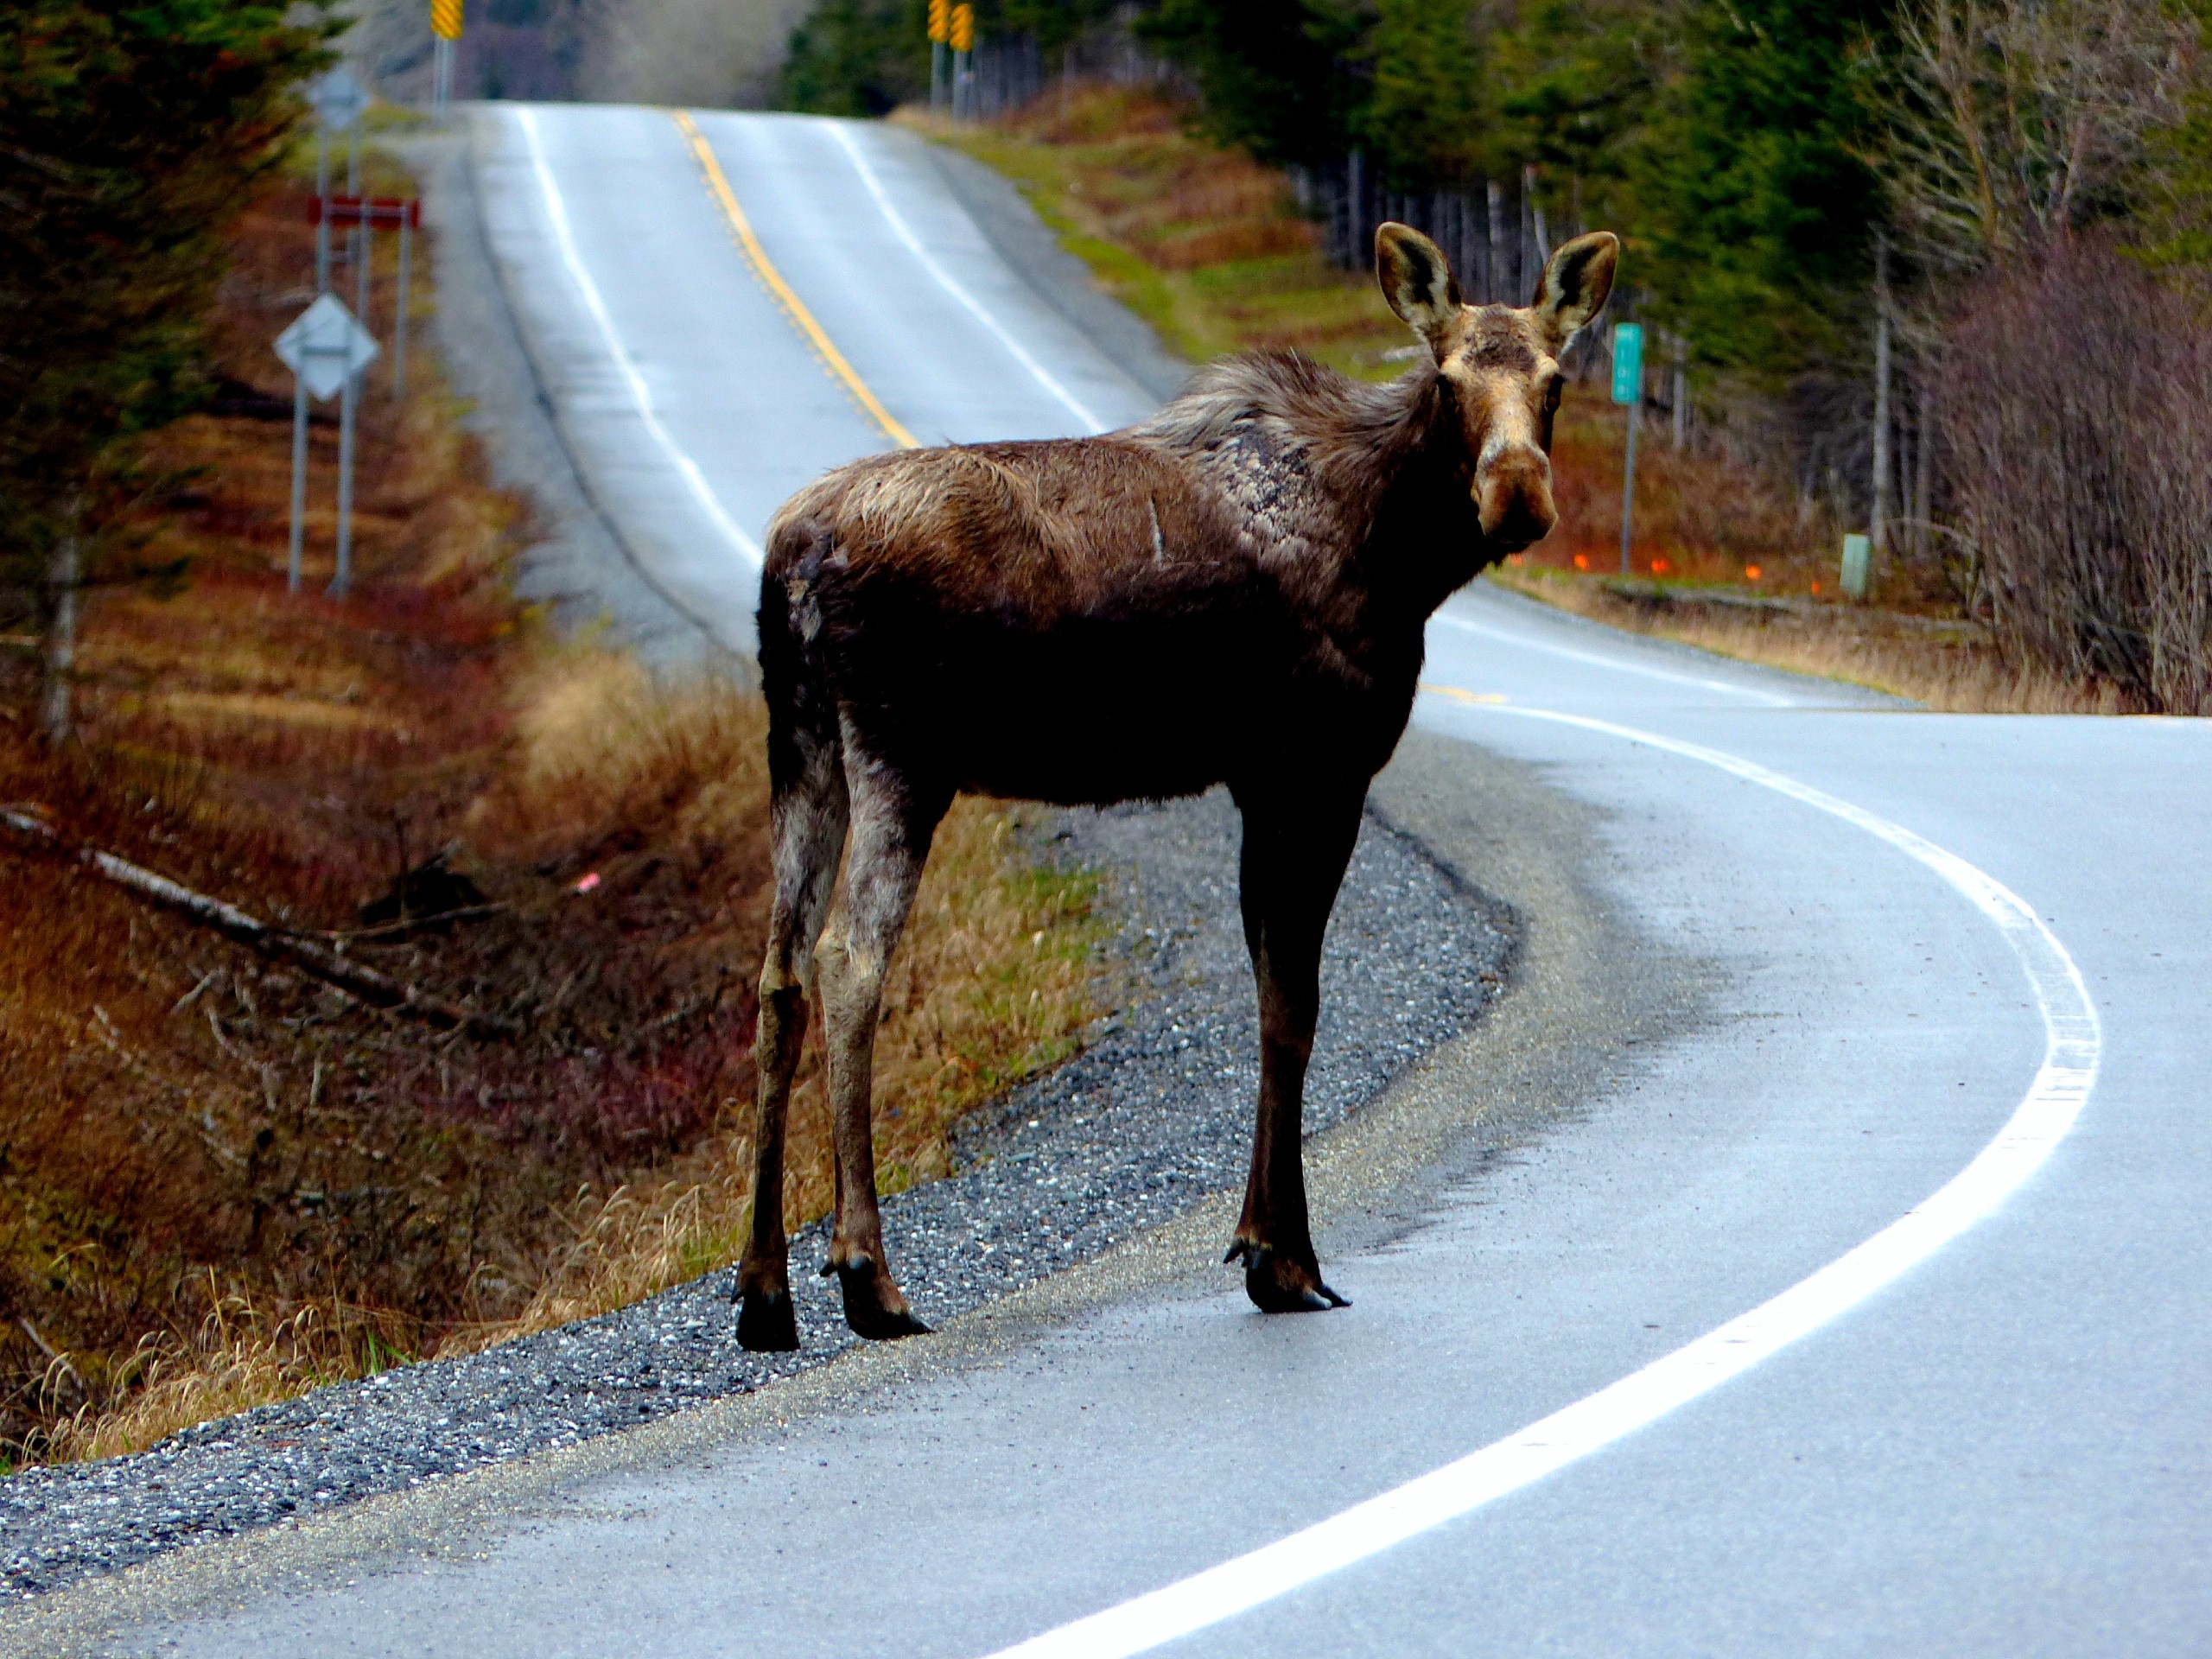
left=1532, top=232, right=1619, bottom=352
left=1376, top=223, right=1463, bottom=358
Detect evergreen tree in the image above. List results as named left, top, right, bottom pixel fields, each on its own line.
left=0, top=0, right=331, bottom=647
left=1635, top=0, right=1889, bottom=376
left=1356, top=0, right=1486, bottom=188
left=779, top=0, right=928, bottom=117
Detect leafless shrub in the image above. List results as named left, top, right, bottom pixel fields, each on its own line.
left=1933, top=238, right=2212, bottom=711
left=1872, top=0, right=2196, bottom=270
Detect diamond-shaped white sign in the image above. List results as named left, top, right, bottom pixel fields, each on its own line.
left=308, top=67, right=368, bottom=132
left=275, top=294, right=379, bottom=401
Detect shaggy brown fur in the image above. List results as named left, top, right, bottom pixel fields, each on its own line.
left=735, top=226, right=1618, bottom=1348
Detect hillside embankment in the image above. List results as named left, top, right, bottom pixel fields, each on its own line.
left=912, top=86, right=2113, bottom=714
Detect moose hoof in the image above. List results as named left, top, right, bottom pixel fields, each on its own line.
left=735, top=1286, right=800, bottom=1352
left=1228, top=1242, right=1351, bottom=1314
left=828, top=1261, right=932, bottom=1341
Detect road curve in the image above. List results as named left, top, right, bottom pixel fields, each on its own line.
left=71, top=105, right=2212, bottom=1654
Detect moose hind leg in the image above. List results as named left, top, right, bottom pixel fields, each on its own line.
left=816, top=747, right=945, bottom=1340
left=1227, top=780, right=1366, bottom=1313
left=737, top=743, right=849, bottom=1353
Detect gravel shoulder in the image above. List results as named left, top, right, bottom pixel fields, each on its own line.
left=0, top=789, right=1510, bottom=1603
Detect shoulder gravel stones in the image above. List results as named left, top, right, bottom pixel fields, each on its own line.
left=0, top=788, right=1510, bottom=1602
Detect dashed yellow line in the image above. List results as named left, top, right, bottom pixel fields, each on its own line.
left=1420, top=683, right=1509, bottom=705
left=672, top=109, right=920, bottom=451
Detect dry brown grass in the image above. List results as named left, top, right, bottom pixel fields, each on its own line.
left=448, top=655, right=1104, bottom=1351
left=1, top=158, right=1108, bottom=1467
left=903, top=87, right=1402, bottom=373
left=1486, top=564, right=2118, bottom=713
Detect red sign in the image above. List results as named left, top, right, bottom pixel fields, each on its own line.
left=312, top=195, right=421, bottom=229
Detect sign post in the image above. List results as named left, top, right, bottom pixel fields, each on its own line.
left=928, top=0, right=950, bottom=112
left=275, top=295, right=381, bottom=597
left=316, top=195, right=420, bottom=401
left=1612, top=321, right=1643, bottom=577
left=950, top=4, right=974, bottom=119
left=431, top=0, right=463, bottom=124
left=307, top=68, right=367, bottom=295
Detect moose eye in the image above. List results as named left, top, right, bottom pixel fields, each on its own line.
left=1541, top=376, right=1564, bottom=412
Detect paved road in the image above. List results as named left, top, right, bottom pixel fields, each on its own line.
left=105, top=105, right=2212, bottom=1653
left=470, top=103, right=1160, bottom=647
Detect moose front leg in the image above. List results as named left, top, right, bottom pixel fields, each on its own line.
left=1228, top=779, right=1366, bottom=1313
left=814, top=755, right=944, bottom=1340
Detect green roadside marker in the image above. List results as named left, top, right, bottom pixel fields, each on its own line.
left=1611, top=322, right=1643, bottom=405
left=1613, top=323, right=1643, bottom=576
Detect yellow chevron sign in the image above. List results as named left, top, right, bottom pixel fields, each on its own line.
left=950, top=3, right=973, bottom=52
left=928, top=0, right=949, bottom=45
left=431, top=0, right=462, bottom=41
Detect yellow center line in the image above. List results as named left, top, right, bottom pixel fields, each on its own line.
left=671, top=109, right=920, bottom=451
left=1419, top=683, right=1509, bottom=705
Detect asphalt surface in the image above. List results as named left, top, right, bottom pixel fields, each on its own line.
left=15, top=105, right=2209, bottom=1655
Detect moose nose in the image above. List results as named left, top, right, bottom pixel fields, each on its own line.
left=1477, top=449, right=1557, bottom=548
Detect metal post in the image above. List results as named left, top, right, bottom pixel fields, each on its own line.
left=1871, top=234, right=1892, bottom=569
left=288, top=366, right=309, bottom=592
left=334, top=364, right=358, bottom=599
left=932, top=40, right=947, bottom=111
left=315, top=130, right=331, bottom=294
left=1620, top=391, right=1640, bottom=578
left=346, top=126, right=362, bottom=291
left=393, top=211, right=410, bottom=402
left=356, top=207, right=372, bottom=397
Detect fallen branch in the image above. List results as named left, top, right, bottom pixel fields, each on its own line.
left=1, top=807, right=519, bottom=1040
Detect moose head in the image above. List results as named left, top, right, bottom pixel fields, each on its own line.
left=1376, top=223, right=1620, bottom=551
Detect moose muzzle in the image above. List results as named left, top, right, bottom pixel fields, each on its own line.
left=1476, top=442, right=1557, bottom=550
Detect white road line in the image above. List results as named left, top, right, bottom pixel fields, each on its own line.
left=980, top=703, right=2100, bottom=1659
left=514, top=106, right=763, bottom=569
left=823, top=119, right=1109, bottom=436
left=1433, top=609, right=1802, bottom=707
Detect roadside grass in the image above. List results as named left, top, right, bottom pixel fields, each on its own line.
left=4, top=146, right=1106, bottom=1465
left=918, top=83, right=2103, bottom=715
left=1484, top=564, right=2115, bottom=713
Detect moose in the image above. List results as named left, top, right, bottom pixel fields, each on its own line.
left=735, top=223, right=1618, bottom=1350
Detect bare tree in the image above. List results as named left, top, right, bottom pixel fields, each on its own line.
left=1872, top=0, right=2195, bottom=269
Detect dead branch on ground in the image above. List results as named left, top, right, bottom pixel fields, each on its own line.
left=1, top=806, right=520, bottom=1040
